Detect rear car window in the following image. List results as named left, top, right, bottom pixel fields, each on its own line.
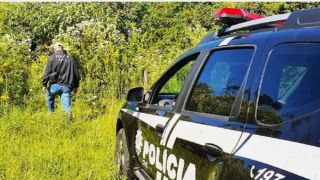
left=257, top=43, right=320, bottom=125
left=186, top=48, right=253, bottom=116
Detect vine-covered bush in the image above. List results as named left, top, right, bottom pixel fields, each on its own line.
left=0, top=2, right=319, bottom=116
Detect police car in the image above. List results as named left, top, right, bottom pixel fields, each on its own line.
left=115, top=7, right=320, bottom=180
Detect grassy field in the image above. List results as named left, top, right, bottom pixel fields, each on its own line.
left=0, top=100, right=122, bottom=179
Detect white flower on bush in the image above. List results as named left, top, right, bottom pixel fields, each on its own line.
left=135, top=129, right=143, bottom=155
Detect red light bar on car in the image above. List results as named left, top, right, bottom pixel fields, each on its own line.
left=215, top=8, right=264, bottom=25
left=215, top=8, right=285, bottom=27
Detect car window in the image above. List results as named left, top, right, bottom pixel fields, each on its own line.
left=186, top=48, right=253, bottom=116
left=152, top=53, right=198, bottom=108
left=278, top=66, right=307, bottom=100
left=159, top=61, right=194, bottom=94
left=257, top=43, right=320, bottom=125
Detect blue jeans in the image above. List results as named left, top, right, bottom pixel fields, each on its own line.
left=47, top=84, right=72, bottom=113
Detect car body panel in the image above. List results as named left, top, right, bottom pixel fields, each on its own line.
left=230, top=28, right=320, bottom=180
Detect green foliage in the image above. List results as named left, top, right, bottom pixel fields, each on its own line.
left=0, top=34, right=30, bottom=110
left=160, top=60, right=194, bottom=94
left=2, top=2, right=319, bottom=112
left=0, top=100, right=122, bottom=179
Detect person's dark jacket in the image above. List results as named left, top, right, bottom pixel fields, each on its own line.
left=42, top=50, right=80, bottom=89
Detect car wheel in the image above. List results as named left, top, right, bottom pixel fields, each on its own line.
left=115, top=129, right=133, bottom=179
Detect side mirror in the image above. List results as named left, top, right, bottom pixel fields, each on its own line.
left=126, top=87, right=144, bottom=103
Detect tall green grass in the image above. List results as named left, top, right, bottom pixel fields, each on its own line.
left=0, top=99, right=123, bottom=179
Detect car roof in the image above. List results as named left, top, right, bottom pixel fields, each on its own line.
left=197, top=8, right=320, bottom=49
left=176, top=8, right=320, bottom=61
left=198, top=25, right=320, bottom=50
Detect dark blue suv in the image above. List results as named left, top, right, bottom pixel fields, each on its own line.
left=115, top=7, right=320, bottom=180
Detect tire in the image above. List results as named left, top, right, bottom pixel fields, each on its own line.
left=115, top=129, right=134, bottom=179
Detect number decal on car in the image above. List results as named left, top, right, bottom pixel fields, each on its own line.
left=250, top=165, right=286, bottom=180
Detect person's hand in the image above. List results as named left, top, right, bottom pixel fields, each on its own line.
left=73, top=88, right=78, bottom=95
left=42, top=86, right=47, bottom=93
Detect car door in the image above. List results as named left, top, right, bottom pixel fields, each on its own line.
left=154, top=46, right=256, bottom=180
left=232, top=33, right=320, bottom=179
left=132, top=52, right=201, bottom=179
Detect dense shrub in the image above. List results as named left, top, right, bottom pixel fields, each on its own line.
left=0, top=2, right=320, bottom=115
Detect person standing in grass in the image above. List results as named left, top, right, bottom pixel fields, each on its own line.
left=42, top=42, right=80, bottom=120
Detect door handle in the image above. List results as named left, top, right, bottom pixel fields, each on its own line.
left=203, top=143, right=224, bottom=157
left=156, top=124, right=165, bottom=135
